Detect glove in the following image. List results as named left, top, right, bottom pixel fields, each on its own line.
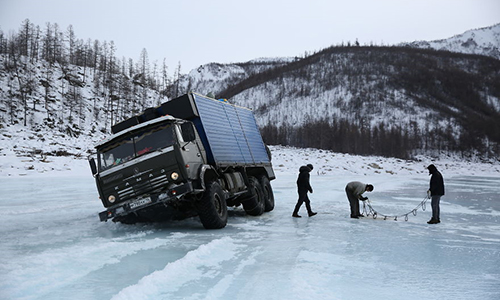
left=360, top=196, right=368, bottom=201
left=427, top=190, right=431, bottom=199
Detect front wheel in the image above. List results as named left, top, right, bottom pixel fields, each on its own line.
left=197, top=181, right=228, bottom=229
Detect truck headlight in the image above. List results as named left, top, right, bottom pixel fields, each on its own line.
left=171, top=172, right=179, bottom=180
left=108, top=195, right=116, bottom=203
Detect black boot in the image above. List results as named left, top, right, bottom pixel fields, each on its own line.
left=292, top=203, right=302, bottom=218
left=308, top=212, right=317, bottom=217
left=427, top=218, right=439, bottom=224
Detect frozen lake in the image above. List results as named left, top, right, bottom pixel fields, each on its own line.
left=1, top=171, right=499, bottom=300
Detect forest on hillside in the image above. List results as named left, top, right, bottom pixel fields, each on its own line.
left=0, top=19, right=187, bottom=132
left=219, top=46, right=500, bottom=159
left=0, top=19, right=187, bottom=95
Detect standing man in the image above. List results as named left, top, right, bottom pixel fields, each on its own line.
left=427, top=164, right=445, bottom=224
left=345, top=181, right=374, bottom=218
left=292, top=164, right=317, bottom=218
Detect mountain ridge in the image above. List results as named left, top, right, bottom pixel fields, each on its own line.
left=178, top=23, right=500, bottom=98
left=400, top=23, right=500, bottom=60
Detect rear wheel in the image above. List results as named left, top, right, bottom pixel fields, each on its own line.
left=242, top=176, right=265, bottom=216
left=259, top=175, right=275, bottom=212
left=197, top=181, right=228, bottom=229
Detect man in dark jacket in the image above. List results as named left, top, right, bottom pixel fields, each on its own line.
left=427, top=164, right=445, bottom=224
left=292, top=164, right=317, bottom=218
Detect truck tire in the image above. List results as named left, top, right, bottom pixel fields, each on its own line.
left=259, top=175, right=275, bottom=212
left=242, top=176, right=265, bottom=216
left=114, top=214, right=139, bottom=224
left=197, top=181, right=228, bottom=229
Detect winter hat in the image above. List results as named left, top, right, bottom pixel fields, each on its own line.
left=307, top=164, right=313, bottom=170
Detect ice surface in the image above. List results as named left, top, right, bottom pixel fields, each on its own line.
left=1, top=147, right=499, bottom=300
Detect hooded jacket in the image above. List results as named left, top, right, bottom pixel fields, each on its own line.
left=297, top=165, right=313, bottom=193
left=428, top=165, right=445, bottom=196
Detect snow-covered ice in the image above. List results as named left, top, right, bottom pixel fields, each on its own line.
left=1, top=146, right=499, bottom=300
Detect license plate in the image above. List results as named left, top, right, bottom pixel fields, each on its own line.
left=129, top=197, right=152, bottom=209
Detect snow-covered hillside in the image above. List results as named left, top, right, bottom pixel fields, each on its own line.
left=1, top=23, right=500, bottom=162
left=172, top=24, right=500, bottom=159
left=402, top=23, right=500, bottom=60
left=177, top=57, right=296, bottom=98
left=0, top=54, right=165, bottom=152
left=180, top=23, right=500, bottom=100
left=227, top=46, right=500, bottom=158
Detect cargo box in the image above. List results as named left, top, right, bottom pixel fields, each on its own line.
left=161, top=93, right=269, bottom=167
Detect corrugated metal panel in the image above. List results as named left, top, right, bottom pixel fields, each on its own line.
left=235, top=107, right=269, bottom=164
left=194, top=95, right=240, bottom=165
left=192, top=94, right=269, bottom=166
left=223, top=104, right=253, bottom=163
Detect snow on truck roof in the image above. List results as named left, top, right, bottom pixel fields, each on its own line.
left=95, top=115, right=178, bottom=148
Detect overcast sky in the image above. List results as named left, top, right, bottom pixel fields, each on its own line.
left=1, top=0, right=499, bottom=73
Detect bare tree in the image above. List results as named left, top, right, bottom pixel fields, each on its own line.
left=42, top=22, right=54, bottom=63
left=138, top=48, right=149, bottom=109
left=18, top=19, right=32, bottom=57
left=66, top=25, right=76, bottom=65
left=173, top=61, right=182, bottom=98
left=0, top=29, right=6, bottom=54
left=161, top=58, right=169, bottom=96
left=30, top=25, right=41, bottom=63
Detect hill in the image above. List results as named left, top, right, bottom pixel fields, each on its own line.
left=1, top=21, right=499, bottom=161
left=218, top=46, right=500, bottom=159
left=174, top=24, right=500, bottom=159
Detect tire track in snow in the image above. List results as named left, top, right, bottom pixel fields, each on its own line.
left=110, top=237, right=248, bottom=300
left=195, top=245, right=262, bottom=299
left=1, top=231, right=187, bottom=300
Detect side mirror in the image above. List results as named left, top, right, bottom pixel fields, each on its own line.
left=89, top=157, right=98, bottom=176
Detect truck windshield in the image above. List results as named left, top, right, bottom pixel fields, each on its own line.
left=98, top=123, right=175, bottom=171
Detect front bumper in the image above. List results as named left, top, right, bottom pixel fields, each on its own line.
left=98, top=182, right=194, bottom=222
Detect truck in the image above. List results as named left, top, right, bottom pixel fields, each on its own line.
left=88, top=92, right=276, bottom=229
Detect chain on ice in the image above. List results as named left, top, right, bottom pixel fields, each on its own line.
left=362, top=196, right=429, bottom=221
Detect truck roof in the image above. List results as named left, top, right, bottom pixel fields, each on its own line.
left=95, top=115, right=178, bottom=148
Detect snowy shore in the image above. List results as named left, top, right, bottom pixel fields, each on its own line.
left=1, top=122, right=499, bottom=178
left=1, top=144, right=499, bottom=178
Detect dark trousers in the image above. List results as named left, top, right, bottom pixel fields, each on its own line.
left=431, top=195, right=441, bottom=220
left=345, top=187, right=360, bottom=217
left=293, top=191, right=312, bottom=215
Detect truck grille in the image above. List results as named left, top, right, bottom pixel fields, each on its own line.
left=116, top=174, right=170, bottom=201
